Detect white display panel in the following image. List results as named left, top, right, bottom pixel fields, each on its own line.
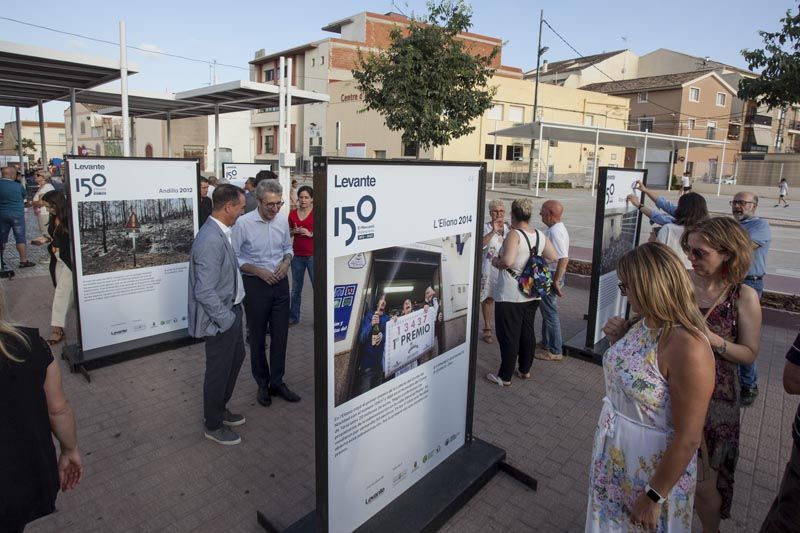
left=222, top=162, right=290, bottom=210
left=590, top=167, right=646, bottom=344
left=325, top=162, right=481, bottom=533
left=67, top=158, right=198, bottom=353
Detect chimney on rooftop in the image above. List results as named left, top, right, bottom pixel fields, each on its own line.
left=541, top=60, right=548, bottom=73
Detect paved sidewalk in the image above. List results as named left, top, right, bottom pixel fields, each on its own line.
left=1, top=268, right=795, bottom=533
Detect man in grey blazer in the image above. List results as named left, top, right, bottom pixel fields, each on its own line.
left=188, top=184, right=247, bottom=445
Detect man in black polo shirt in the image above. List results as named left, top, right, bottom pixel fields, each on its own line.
left=760, top=330, right=800, bottom=532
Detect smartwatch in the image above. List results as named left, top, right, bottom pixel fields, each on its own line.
left=645, top=483, right=666, bottom=504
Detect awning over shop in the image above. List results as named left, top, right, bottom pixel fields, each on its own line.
left=752, top=127, right=773, bottom=147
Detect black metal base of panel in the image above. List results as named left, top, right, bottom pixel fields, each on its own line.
left=61, top=334, right=202, bottom=383
left=563, top=329, right=607, bottom=366
left=260, top=437, right=515, bottom=533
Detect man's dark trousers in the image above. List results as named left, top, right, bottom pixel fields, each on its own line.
left=203, top=305, right=245, bottom=430
left=243, top=275, right=290, bottom=388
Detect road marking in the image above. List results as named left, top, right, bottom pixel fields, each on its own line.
left=770, top=248, right=800, bottom=254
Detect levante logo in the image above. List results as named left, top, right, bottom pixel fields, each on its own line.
left=73, top=164, right=108, bottom=197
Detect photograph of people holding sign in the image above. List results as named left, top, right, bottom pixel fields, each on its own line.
left=333, top=235, right=471, bottom=406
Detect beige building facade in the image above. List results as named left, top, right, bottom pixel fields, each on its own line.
left=249, top=11, right=523, bottom=174
left=326, top=78, right=629, bottom=185
left=0, top=120, right=67, bottom=165
left=583, top=71, right=737, bottom=181
left=248, top=10, right=630, bottom=185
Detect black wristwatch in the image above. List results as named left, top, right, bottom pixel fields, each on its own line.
left=645, top=483, right=666, bottom=504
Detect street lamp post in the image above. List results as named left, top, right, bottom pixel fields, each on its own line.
left=527, top=9, right=547, bottom=191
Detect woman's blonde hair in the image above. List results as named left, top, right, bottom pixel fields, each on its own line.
left=510, top=198, right=533, bottom=223
left=617, top=242, right=707, bottom=341
left=0, top=289, right=27, bottom=362
left=680, top=216, right=753, bottom=285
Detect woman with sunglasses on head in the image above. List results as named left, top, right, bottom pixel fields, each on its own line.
left=680, top=217, right=761, bottom=532
left=588, top=243, right=714, bottom=532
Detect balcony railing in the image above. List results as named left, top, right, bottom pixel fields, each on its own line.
left=747, top=114, right=773, bottom=127
left=788, top=120, right=800, bottom=131
left=742, top=143, right=769, bottom=153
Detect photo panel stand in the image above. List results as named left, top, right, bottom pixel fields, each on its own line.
left=62, top=156, right=202, bottom=383
left=564, top=167, right=647, bottom=365
left=256, top=158, right=537, bottom=532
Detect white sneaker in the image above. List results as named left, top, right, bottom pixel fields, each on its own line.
left=485, top=373, right=512, bottom=387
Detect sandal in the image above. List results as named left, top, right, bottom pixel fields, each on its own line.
left=482, top=328, right=493, bottom=343
left=18, top=261, right=36, bottom=268
left=30, top=237, right=51, bottom=246
left=47, top=328, right=64, bottom=345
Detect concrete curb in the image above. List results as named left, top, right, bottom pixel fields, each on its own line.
left=564, top=272, right=800, bottom=329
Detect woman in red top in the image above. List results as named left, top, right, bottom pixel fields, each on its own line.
left=288, top=185, right=314, bottom=324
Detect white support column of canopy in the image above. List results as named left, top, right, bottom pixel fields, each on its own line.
left=590, top=127, right=599, bottom=197
left=166, top=111, right=172, bottom=158
left=120, top=21, right=130, bottom=157
left=534, top=121, right=543, bottom=196
left=716, top=142, right=727, bottom=197
left=70, top=88, right=78, bottom=155
left=37, top=100, right=47, bottom=169
left=214, top=104, right=220, bottom=179
left=15, top=108, right=23, bottom=172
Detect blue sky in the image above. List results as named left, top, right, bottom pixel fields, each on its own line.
left=1, top=0, right=795, bottom=123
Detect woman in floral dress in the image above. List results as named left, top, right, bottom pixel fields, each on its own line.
left=587, top=243, right=715, bottom=532
left=479, top=199, right=509, bottom=343
left=681, top=217, right=761, bottom=532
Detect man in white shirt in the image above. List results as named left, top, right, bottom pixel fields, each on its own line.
left=232, top=179, right=300, bottom=406
left=680, top=172, right=693, bottom=196
left=536, top=200, right=569, bottom=361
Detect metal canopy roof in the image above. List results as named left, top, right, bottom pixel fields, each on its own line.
left=491, top=121, right=729, bottom=151
left=99, top=80, right=330, bottom=120
left=0, top=40, right=135, bottom=108
left=66, top=88, right=199, bottom=118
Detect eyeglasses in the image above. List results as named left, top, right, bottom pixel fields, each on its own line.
left=617, top=283, right=627, bottom=296
left=261, top=200, right=284, bottom=209
left=489, top=210, right=505, bottom=214
left=730, top=200, right=756, bottom=207
left=683, top=247, right=709, bottom=259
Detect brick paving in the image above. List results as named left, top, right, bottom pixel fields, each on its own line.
left=0, top=208, right=797, bottom=532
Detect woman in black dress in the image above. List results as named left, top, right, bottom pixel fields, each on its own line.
left=0, top=290, right=82, bottom=531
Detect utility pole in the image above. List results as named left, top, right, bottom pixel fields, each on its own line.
left=775, top=106, right=786, bottom=152
left=527, top=9, right=544, bottom=190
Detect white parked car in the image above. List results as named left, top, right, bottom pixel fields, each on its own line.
left=714, top=175, right=737, bottom=185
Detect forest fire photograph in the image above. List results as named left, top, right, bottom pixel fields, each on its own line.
left=77, top=198, right=194, bottom=275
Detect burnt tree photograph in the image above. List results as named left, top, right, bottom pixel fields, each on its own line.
left=78, top=198, right=194, bottom=275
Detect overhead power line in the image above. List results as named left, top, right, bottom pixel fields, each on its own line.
left=0, top=16, right=248, bottom=71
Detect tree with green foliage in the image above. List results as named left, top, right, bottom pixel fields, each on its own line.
left=739, top=4, right=800, bottom=107
left=352, top=0, right=498, bottom=155
left=14, top=137, right=35, bottom=155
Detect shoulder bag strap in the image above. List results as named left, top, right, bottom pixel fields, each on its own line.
left=507, top=229, right=533, bottom=278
